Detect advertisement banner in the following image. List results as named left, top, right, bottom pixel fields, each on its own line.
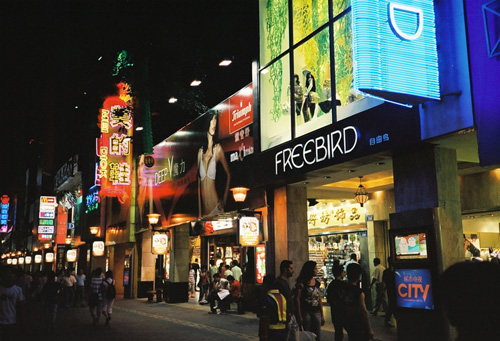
left=239, top=217, right=260, bottom=246
left=308, top=204, right=366, bottom=229
left=66, top=249, right=77, bottom=262
left=137, top=84, right=254, bottom=227
left=255, top=244, right=266, bottom=284
left=395, top=268, right=434, bottom=310
left=151, top=233, right=168, bottom=255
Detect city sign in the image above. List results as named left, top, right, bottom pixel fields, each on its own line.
left=395, top=268, right=434, bottom=310
left=352, top=0, right=440, bottom=103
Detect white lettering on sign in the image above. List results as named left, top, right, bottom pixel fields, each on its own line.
left=232, top=103, right=252, bottom=122
left=155, top=156, right=174, bottom=185
left=274, top=126, right=358, bottom=175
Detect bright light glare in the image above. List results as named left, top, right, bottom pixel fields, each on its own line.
left=219, top=60, right=232, bottom=66
left=190, top=80, right=202, bottom=86
left=169, top=97, right=178, bottom=103
left=136, top=126, right=144, bottom=131
left=261, top=69, right=269, bottom=74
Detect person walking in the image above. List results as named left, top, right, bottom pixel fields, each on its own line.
left=326, top=265, right=347, bottom=341
left=259, top=274, right=287, bottom=341
left=101, top=270, right=116, bottom=326
left=192, top=259, right=200, bottom=290
left=295, top=261, right=325, bottom=340
left=60, top=269, right=76, bottom=308
left=188, top=263, right=196, bottom=298
left=0, top=265, right=26, bottom=341
left=88, top=268, right=104, bottom=325
left=382, top=257, right=396, bottom=327
left=343, top=263, right=374, bottom=340
left=274, top=260, right=297, bottom=341
left=369, top=258, right=387, bottom=316
left=198, top=265, right=209, bottom=304
left=75, top=269, right=86, bottom=306
left=41, top=271, right=61, bottom=334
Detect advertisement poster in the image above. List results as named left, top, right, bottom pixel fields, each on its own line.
left=395, top=268, right=434, bottom=310
left=255, top=244, right=266, bottom=284
left=137, top=84, right=254, bottom=228
left=152, top=233, right=169, bottom=255
left=92, top=241, right=105, bottom=257
left=123, top=269, right=130, bottom=286
left=239, top=217, right=260, bottom=246
left=395, top=233, right=427, bottom=259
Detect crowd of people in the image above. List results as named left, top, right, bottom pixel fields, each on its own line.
left=0, top=264, right=116, bottom=340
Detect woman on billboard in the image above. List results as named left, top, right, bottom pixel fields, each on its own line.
left=198, top=112, right=231, bottom=217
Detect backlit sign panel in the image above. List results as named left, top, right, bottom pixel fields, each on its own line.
left=152, top=233, right=168, bottom=255
left=45, top=252, right=55, bottom=262
left=34, top=255, right=42, bottom=264
left=352, top=0, right=440, bottom=103
left=66, top=249, right=77, bottom=262
left=239, top=217, right=260, bottom=247
left=395, top=268, right=434, bottom=310
left=38, top=226, right=55, bottom=234
left=0, top=195, right=9, bottom=233
left=92, top=241, right=105, bottom=257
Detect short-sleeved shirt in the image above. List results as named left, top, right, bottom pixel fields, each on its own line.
left=61, top=275, right=76, bottom=288
left=0, top=285, right=25, bottom=324
left=373, top=264, right=385, bottom=284
left=231, top=266, right=242, bottom=282
left=300, top=279, right=322, bottom=313
left=275, top=277, right=294, bottom=315
left=91, top=277, right=104, bottom=300
left=76, top=274, right=86, bottom=287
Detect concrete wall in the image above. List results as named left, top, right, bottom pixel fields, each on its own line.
left=460, top=169, right=500, bottom=212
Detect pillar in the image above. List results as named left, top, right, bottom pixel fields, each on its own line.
left=273, top=186, right=308, bottom=281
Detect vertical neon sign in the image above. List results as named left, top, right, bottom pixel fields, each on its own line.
left=0, top=195, right=9, bottom=233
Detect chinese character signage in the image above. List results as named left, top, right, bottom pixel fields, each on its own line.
left=239, top=217, right=260, bottom=246
left=137, top=84, right=254, bottom=227
left=0, top=195, right=9, bottom=233
left=308, top=204, right=366, bottom=229
left=352, top=0, right=440, bottom=103
left=395, top=268, right=434, bottom=310
left=151, top=233, right=168, bottom=255
left=97, top=82, right=133, bottom=203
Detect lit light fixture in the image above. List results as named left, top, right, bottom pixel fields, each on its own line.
left=219, top=59, right=232, bottom=66
left=147, top=213, right=161, bottom=226
left=230, top=187, right=249, bottom=202
left=136, top=126, right=144, bottom=131
left=33, top=247, right=38, bottom=252
left=354, top=176, right=369, bottom=207
left=169, top=97, right=178, bottom=103
left=65, top=237, right=72, bottom=245
left=190, top=80, right=202, bottom=87
left=89, top=226, right=99, bottom=236
left=44, top=243, right=51, bottom=249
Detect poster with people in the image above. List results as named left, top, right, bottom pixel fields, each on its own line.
left=137, top=84, right=254, bottom=228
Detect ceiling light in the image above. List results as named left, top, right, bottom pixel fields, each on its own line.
left=354, top=176, right=369, bottom=207
left=190, top=80, right=202, bottom=86
left=219, top=59, right=232, bottom=66
left=136, top=126, right=144, bottom=131
left=169, top=97, right=178, bottom=103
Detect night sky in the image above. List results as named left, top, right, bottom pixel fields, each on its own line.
left=0, top=0, right=258, bottom=196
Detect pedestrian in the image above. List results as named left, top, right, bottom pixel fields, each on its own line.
left=88, top=268, right=104, bottom=325
left=41, top=271, right=62, bottom=334
left=224, top=263, right=233, bottom=278
left=274, top=260, right=297, bottom=341
left=231, top=260, right=242, bottom=282
left=188, top=263, right=196, bottom=298
left=259, top=274, right=287, bottom=341
left=369, top=258, right=387, bottom=316
left=382, top=257, right=396, bottom=327
left=75, top=269, right=86, bottom=306
left=209, top=259, right=218, bottom=283
left=295, top=260, right=325, bottom=340
left=440, top=261, right=500, bottom=340
left=343, top=263, right=374, bottom=340
left=101, top=270, right=116, bottom=326
left=326, top=265, right=347, bottom=341
left=0, top=265, right=26, bottom=341
left=60, top=269, right=76, bottom=308
left=198, top=265, right=209, bottom=304
left=344, top=253, right=357, bottom=273
left=192, top=258, right=200, bottom=289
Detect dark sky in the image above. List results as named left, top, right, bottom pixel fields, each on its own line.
left=0, top=0, right=258, bottom=196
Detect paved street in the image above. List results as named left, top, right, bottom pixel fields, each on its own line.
left=22, top=295, right=397, bottom=340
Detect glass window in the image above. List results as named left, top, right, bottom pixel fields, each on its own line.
left=293, top=0, right=329, bottom=44
left=293, top=27, right=332, bottom=137
left=333, top=11, right=365, bottom=120
left=332, top=0, right=350, bottom=17
left=260, top=55, right=291, bottom=151
left=259, top=0, right=289, bottom=67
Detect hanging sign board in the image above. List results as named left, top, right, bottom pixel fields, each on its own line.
left=239, top=217, right=260, bottom=247
left=45, top=252, right=55, bottom=263
left=66, top=249, right=77, bottom=262
left=151, top=233, right=168, bottom=255
left=92, top=241, right=105, bottom=257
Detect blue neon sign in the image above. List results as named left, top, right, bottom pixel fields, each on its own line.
left=352, top=0, right=440, bottom=103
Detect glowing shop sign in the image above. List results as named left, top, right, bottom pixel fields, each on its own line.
left=239, top=217, right=260, bottom=247
left=34, top=255, right=42, bottom=264
left=93, top=241, right=105, bottom=257
left=45, top=252, right=55, bottom=262
left=66, top=249, right=77, bottom=262
left=351, top=0, right=440, bottom=103
left=38, top=226, right=55, bottom=234
left=85, top=189, right=100, bottom=214
left=152, top=233, right=168, bottom=255
left=395, top=268, right=434, bottom=310
left=25, top=256, right=32, bottom=264
left=308, top=203, right=366, bottom=229
left=97, top=83, right=133, bottom=202
left=1, top=195, right=9, bottom=232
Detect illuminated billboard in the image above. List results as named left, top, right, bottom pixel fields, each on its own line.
left=395, top=268, right=434, bottom=310
left=0, top=195, right=9, bottom=233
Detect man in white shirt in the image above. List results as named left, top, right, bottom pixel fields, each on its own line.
left=230, top=260, right=242, bottom=282
left=369, top=258, right=387, bottom=316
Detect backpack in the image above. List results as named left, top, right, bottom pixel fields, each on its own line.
left=104, top=279, right=116, bottom=300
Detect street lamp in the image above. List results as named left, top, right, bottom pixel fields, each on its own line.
left=231, top=187, right=249, bottom=202
left=147, top=213, right=161, bottom=227
left=89, top=226, right=99, bottom=236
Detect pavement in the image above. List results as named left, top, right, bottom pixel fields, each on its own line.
left=21, top=293, right=397, bottom=340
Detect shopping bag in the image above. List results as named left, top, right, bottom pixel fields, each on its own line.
left=298, top=326, right=316, bottom=341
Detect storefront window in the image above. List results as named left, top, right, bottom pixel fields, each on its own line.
left=293, top=27, right=333, bottom=137
left=293, top=0, right=329, bottom=44
left=260, top=55, right=292, bottom=151
left=334, top=10, right=364, bottom=120
left=259, top=0, right=289, bottom=67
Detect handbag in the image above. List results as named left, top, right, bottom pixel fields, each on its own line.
left=298, top=325, right=316, bottom=341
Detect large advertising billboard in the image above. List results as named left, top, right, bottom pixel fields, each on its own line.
left=137, top=84, right=254, bottom=228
